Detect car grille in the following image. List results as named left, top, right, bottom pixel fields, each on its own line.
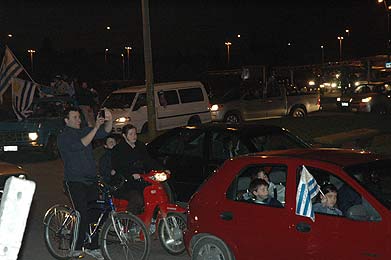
left=0, top=132, right=29, bottom=143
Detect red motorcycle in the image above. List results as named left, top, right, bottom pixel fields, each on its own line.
left=112, top=170, right=187, bottom=255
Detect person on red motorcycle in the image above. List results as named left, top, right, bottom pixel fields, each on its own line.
left=111, top=124, right=168, bottom=214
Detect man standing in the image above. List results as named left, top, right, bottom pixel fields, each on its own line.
left=57, top=107, right=112, bottom=259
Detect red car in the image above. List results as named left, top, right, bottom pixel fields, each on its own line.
left=184, top=148, right=391, bottom=260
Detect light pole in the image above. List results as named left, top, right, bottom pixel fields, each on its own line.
left=225, top=41, right=232, bottom=65
left=320, top=45, right=325, bottom=64
left=378, top=0, right=391, bottom=61
left=337, top=36, right=344, bottom=61
left=27, top=49, right=36, bottom=73
left=345, top=29, right=350, bottom=37
left=125, top=46, right=132, bottom=79
left=121, top=54, right=125, bottom=80
left=105, top=48, right=109, bottom=63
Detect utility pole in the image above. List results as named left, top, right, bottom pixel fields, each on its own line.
left=141, top=0, right=157, bottom=139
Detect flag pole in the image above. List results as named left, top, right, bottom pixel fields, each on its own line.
left=6, top=46, right=34, bottom=82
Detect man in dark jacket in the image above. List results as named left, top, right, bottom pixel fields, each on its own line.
left=111, top=124, right=163, bottom=214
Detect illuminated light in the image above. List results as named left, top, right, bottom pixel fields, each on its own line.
left=7, top=34, right=13, bottom=38
left=337, top=97, right=341, bottom=101
left=115, top=117, right=131, bottom=123
left=349, top=98, right=353, bottom=102
left=320, top=84, right=324, bottom=88
left=354, top=81, right=360, bottom=86
left=335, top=74, right=340, bottom=79
left=308, top=80, right=315, bottom=86
left=106, top=26, right=111, bottom=30
left=324, top=83, right=331, bottom=86
left=237, top=34, right=241, bottom=38
left=28, top=132, right=38, bottom=141
left=194, top=216, right=198, bottom=221
left=331, top=83, right=337, bottom=88
left=361, top=97, right=372, bottom=103
left=210, top=104, right=220, bottom=111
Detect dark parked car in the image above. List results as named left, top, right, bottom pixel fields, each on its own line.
left=147, top=123, right=310, bottom=202
left=184, top=149, right=391, bottom=259
left=0, top=161, right=28, bottom=201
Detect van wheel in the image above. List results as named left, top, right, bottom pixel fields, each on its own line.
left=224, top=112, right=241, bottom=124
left=188, top=116, right=201, bottom=126
left=141, top=123, right=149, bottom=134
left=45, top=136, right=59, bottom=160
left=290, top=107, right=306, bottom=118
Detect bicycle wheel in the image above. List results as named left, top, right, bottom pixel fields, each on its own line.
left=100, top=212, right=150, bottom=260
left=158, top=212, right=186, bottom=255
left=43, top=206, right=76, bottom=259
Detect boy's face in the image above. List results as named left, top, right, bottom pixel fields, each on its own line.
left=323, top=191, right=338, bottom=208
left=253, top=184, right=269, bottom=200
left=104, top=137, right=116, bottom=149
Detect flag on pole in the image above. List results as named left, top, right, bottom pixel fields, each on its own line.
left=296, top=165, right=320, bottom=222
left=0, top=46, right=24, bottom=101
left=12, top=78, right=37, bottom=121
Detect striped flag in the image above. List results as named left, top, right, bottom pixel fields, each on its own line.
left=296, top=165, right=320, bottom=222
left=12, top=78, right=37, bottom=121
left=0, top=46, right=24, bottom=101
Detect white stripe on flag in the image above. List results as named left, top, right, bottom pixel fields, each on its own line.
left=296, top=165, right=320, bottom=222
left=0, top=47, right=24, bottom=99
left=12, top=78, right=37, bottom=121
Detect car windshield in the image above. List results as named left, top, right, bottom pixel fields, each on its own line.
left=248, top=130, right=310, bottom=151
left=102, top=93, right=136, bottom=109
left=29, top=100, right=71, bottom=118
left=345, top=159, right=391, bottom=210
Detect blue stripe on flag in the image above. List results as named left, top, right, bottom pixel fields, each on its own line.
left=0, top=64, right=23, bottom=94
left=296, top=183, right=306, bottom=214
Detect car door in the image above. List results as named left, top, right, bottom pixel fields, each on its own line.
left=264, top=85, right=286, bottom=117
left=290, top=162, right=389, bottom=259
left=240, top=91, right=268, bottom=120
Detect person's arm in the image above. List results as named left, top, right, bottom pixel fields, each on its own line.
left=81, top=116, right=105, bottom=146
left=102, top=108, right=113, bottom=133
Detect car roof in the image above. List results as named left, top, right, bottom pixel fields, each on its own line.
left=241, top=148, right=386, bottom=168
left=112, top=81, right=203, bottom=93
left=0, top=161, right=27, bottom=175
left=179, top=122, right=290, bottom=132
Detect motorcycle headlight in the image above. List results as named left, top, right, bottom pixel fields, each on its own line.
left=154, top=172, right=167, bottom=182
left=115, top=117, right=131, bottom=123
left=28, top=132, right=38, bottom=141
left=361, top=97, right=372, bottom=103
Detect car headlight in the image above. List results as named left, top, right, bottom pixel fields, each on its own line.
left=336, top=97, right=341, bottom=102
left=361, top=97, right=372, bottom=103
left=210, top=104, right=221, bottom=111
left=28, top=132, right=38, bottom=141
left=115, top=117, right=131, bottom=123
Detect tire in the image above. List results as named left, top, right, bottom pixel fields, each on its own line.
left=224, top=112, right=241, bottom=124
left=100, top=212, right=150, bottom=260
left=290, top=107, right=306, bottom=118
left=45, top=136, right=59, bottom=159
left=192, top=236, right=234, bottom=260
left=188, top=116, right=201, bottom=126
left=158, top=212, right=187, bottom=255
left=43, top=206, right=76, bottom=259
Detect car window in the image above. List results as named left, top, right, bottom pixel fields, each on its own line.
left=297, top=166, right=381, bottom=222
left=226, top=164, right=286, bottom=208
left=265, top=86, right=281, bottom=98
left=155, top=129, right=205, bottom=158
left=102, top=92, right=136, bottom=109
left=210, top=131, right=250, bottom=160
left=178, top=87, right=204, bottom=103
left=133, top=93, right=146, bottom=111
left=158, top=90, right=179, bottom=106
left=249, top=132, right=307, bottom=151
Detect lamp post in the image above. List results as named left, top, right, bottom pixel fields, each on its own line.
left=378, top=0, right=391, bottom=61
left=121, top=54, right=125, bottom=80
left=337, top=36, right=344, bottom=61
left=105, top=48, right=109, bottom=63
left=225, top=41, right=232, bottom=65
left=345, top=29, right=350, bottom=37
left=125, top=46, right=132, bottom=79
left=320, top=45, right=325, bottom=64
left=27, top=49, right=36, bottom=73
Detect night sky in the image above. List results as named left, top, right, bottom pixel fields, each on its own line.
left=0, top=0, right=386, bottom=81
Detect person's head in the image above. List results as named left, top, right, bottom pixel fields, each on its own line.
left=122, top=124, right=137, bottom=145
left=320, top=183, right=338, bottom=208
left=81, top=81, right=88, bottom=89
left=104, top=135, right=117, bottom=149
left=249, top=179, right=269, bottom=200
left=63, top=107, right=82, bottom=129
left=256, top=169, right=269, bottom=182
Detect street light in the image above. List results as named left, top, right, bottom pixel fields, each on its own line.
left=27, top=49, right=36, bottom=73
left=125, top=46, right=132, bottom=79
left=121, top=54, right=125, bottom=80
left=337, top=36, right=344, bottom=61
left=7, top=34, right=12, bottom=38
left=320, top=45, right=325, bottom=64
left=345, top=29, right=350, bottom=37
left=224, top=41, right=232, bottom=65
left=105, top=48, right=109, bottom=63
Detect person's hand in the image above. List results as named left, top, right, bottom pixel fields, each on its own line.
left=110, top=169, right=116, bottom=176
left=132, top=173, right=141, bottom=180
left=102, top=108, right=112, bottom=121
left=95, top=114, right=105, bottom=129
left=321, top=195, right=327, bottom=206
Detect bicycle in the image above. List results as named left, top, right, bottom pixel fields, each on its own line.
left=113, top=170, right=187, bottom=255
left=43, top=180, right=151, bottom=260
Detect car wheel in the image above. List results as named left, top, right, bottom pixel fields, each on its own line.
left=188, top=116, right=201, bottom=126
left=45, top=136, right=59, bottom=159
left=192, top=236, right=234, bottom=260
left=290, top=107, right=306, bottom=118
left=224, top=112, right=241, bottom=124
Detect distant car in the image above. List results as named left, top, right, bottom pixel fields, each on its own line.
left=337, top=82, right=391, bottom=114
left=184, top=148, right=391, bottom=259
left=0, top=161, right=28, bottom=201
left=147, top=123, right=310, bottom=202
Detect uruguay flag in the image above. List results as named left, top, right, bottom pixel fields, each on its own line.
left=12, top=78, right=37, bottom=121
left=296, top=166, right=320, bottom=222
left=0, top=46, right=24, bottom=101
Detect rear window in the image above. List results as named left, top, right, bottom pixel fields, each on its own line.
left=102, top=93, right=136, bottom=109
left=178, top=88, right=204, bottom=103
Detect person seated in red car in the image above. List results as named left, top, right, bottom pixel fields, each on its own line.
left=313, top=183, right=343, bottom=216
left=249, top=179, right=283, bottom=208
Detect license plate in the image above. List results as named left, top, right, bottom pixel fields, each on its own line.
left=3, top=146, right=18, bottom=152
left=351, top=108, right=358, bottom=112
left=341, top=102, right=349, bottom=107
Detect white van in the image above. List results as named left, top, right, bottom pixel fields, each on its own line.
left=102, top=81, right=211, bottom=133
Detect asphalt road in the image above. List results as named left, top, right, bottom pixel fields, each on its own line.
left=0, top=153, right=190, bottom=260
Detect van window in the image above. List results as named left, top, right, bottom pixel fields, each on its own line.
left=133, top=93, right=146, bottom=111
left=102, top=93, right=136, bottom=109
left=159, top=90, right=179, bottom=106
left=178, top=87, right=204, bottom=103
